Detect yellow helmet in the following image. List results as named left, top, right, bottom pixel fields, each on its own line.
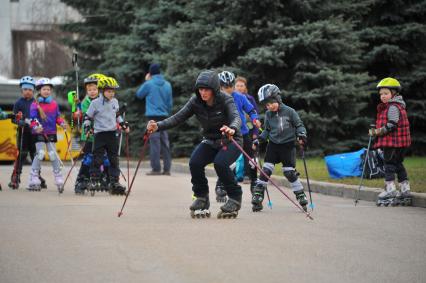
left=84, top=73, right=106, bottom=86
left=377, top=77, right=401, bottom=91
left=97, top=76, right=119, bottom=89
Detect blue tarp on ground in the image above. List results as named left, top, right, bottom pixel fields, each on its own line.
left=324, top=148, right=364, bottom=179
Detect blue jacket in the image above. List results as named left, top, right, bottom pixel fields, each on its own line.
left=135, top=74, right=173, bottom=117
left=231, top=91, right=258, bottom=135
left=13, top=97, right=35, bottom=126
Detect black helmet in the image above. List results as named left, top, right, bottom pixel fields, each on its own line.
left=218, top=71, right=235, bottom=87
left=257, top=84, right=282, bottom=104
left=195, top=70, right=220, bottom=97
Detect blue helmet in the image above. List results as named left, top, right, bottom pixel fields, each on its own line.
left=19, top=76, right=35, bottom=90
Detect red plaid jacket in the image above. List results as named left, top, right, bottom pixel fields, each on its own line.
left=374, top=102, right=411, bottom=148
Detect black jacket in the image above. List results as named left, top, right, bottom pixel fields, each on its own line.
left=157, top=70, right=242, bottom=142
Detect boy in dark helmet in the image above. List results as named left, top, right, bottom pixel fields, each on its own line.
left=9, top=76, right=47, bottom=190
left=252, top=84, right=308, bottom=212
left=83, top=76, right=129, bottom=195
left=370, top=78, right=412, bottom=206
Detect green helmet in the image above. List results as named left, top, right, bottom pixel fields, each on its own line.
left=377, top=77, right=401, bottom=91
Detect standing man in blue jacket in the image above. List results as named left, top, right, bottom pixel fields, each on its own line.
left=136, top=63, right=173, bottom=175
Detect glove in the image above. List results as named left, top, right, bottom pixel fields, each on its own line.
left=18, top=119, right=26, bottom=127
left=369, top=128, right=385, bottom=137
left=297, top=134, right=307, bottom=149
left=252, top=139, right=260, bottom=146
left=84, top=122, right=92, bottom=134
left=119, top=121, right=129, bottom=130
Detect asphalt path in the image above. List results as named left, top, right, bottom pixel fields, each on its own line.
left=1, top=165, right=425, bottom=283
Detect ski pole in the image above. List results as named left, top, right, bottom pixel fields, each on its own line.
left=118, top=131, right=150, bottom=217
left=300, top=146, right=314, bottom=211
left=118, top=103, right=127, bottom=156
left=230, top=137, right=313, bottom=220
left=63, top=132, right=91, bottom=188
left=126, top=131, right=130, bottom=189
left=10, top=113, right=24, bottom=189
left=354, top=134, right=373, bottom=206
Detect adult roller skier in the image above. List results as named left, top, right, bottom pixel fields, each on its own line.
left=146, top=70, right=243, bottom=219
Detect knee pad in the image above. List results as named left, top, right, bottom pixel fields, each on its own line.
left=37, top=149, right=45, bottom=160
left=283, top=167, right=299, bottom=183
left=103, top=155, right=110, bottom=167
left=82, top=153, right=93, bottom=166
left=48, top=150, right=57, bottom=161
left=262, top=162, right=274, bottom=175
left=259, top=162, right=274, bottom=182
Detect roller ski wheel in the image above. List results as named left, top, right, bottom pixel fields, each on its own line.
left=190, top=209, right=211, bottom=219
left=395, top=191, right=413, bottom=206
left=251, top=185, right=265, bottom=212
left=8, top=181, right=19, bottom=190
left=189, top=197, right=210, bottom=219
left=74, top=180, right=88, bottom=195
left=8, top=174, right=20, bottom=190
left=27, top=185, right=41, bottom=192
left=57, top=185, right=64, bottom=194
left=89, top=178, right=100, bottom=197
left=252, top=203, right=263, bottom=212
left=217, top=198, right=241, bottom=219
left=109, top=183, right=126, bottom=195
left=376, top=198, right=395, bottom=207
left=40, top=177, right=47, bottom=189
left=295, top=190, right=308, bottom=212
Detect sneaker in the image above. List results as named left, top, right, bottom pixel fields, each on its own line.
left=146, top=171, right=162, bottom=176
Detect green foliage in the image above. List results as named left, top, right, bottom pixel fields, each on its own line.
left=60, top=0, right=426, bottom=157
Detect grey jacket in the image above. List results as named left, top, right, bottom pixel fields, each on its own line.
left=260, top=103, right=306, bottom=144
left=85, top=96, right=123, bottom=133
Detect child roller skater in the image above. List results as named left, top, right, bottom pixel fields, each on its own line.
left=28, top=78, right=66, bottom=192
left=74, top=73, right=106, bottom=194
left=369, top=78, right=412, bottom=206
left=252, top=84, right=308, bottom=212
left=83, top=76, right=129, bottom=196
left=9, top=76, right=47, bottom=190
left=147, top=70, right=243, bottom=219
left=215, top=71, right=261, bottom=203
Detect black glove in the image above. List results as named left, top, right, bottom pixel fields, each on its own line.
left=297, top=134, right=307, bottom=148
left=120, top=121, right=129, bottom=130
left=84, top=123, right=92, bottom=134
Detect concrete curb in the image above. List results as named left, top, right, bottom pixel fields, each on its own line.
left=137, top=161, right=426, bottom=208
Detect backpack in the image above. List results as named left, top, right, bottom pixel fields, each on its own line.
left=361, top=149, right=385, bottom=179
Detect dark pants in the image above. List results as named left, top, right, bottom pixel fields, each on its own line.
left=383, top=147, right=408, bottom=182
left=149, top=130, right=172, bottom=172
left=242, top=134, right=257, bottom=183
left=90, top=131, right=119, bottom=179
left=259, top=141, right=296, bottom=183
left=15, top=127, right=36, bottom=175
left=189, top=141, right=242, bottom=199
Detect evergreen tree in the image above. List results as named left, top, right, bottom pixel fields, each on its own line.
left=358, top=0, right=426, bottom=154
